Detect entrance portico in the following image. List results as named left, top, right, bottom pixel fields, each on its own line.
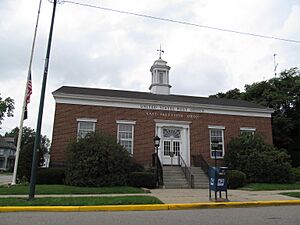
left=155, top=120, right=191, bottom=166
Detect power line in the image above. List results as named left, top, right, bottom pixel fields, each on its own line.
left=60, top=0, right=300, bottom=44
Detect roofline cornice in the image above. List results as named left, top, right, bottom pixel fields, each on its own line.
left=53, top=92, right=273, bottom=117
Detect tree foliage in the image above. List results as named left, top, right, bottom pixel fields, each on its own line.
left=65, top=132, right=138, bottom=187
left=210, top=68, right=300, bottom=166
left=0, top=93, right=14, bottom=127
left=5, top=126, right=50, bottom=182
left=224, top=134, right=294, bottom=183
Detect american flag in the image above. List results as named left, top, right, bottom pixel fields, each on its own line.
left=24, top=72, right=32, bottom=120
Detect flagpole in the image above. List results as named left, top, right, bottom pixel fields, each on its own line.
left=29, top=0, right=57, bottom=200
left=11, top=0, right=43, bottom=185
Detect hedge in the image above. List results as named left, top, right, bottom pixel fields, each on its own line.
left=292, top=167, right=300, bottom=182
left=128, top=172, right=156, bottom=189
left=36, top=168, right=65, bottom=184
left=227, top=170, right=246, bottom=189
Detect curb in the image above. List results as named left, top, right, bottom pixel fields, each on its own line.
left=1, top=200, right=300, bottom=212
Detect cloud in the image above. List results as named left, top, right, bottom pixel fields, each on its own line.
left=0, top=0, right=299, bottom=139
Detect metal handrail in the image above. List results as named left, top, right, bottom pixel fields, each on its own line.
left=152, top=153, right=164, bottom=187
left=178, top=153, right=194, bottom=188
left=191, top=154, right=209, bottom=177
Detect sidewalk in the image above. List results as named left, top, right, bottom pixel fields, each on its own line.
left=0, top=188, right=300, bottom=212
left=1, top=188, right=299, bottom=203
left=150, top=189, right=300, bottom=203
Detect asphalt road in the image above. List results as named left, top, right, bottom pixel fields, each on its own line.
left=1, top=206, right=300, bottom=225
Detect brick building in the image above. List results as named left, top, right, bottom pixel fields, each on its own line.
left=51, top=57, right=273, bottom=169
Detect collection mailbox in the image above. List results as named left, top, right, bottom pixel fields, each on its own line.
left=209, top=167, right=228, bottom=200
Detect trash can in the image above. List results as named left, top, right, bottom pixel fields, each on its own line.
left=209, top=166, right=228, bottom=200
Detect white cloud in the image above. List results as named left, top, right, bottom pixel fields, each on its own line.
left=0, top=0, right=299, bottom=140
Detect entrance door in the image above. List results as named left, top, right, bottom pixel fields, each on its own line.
left=162, top=128, right=181, bottom=165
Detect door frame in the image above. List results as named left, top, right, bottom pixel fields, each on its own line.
left=155, top=119, right=191, bottom=166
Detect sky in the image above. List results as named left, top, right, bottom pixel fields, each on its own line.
left=0, top=0, right=299, bottom=140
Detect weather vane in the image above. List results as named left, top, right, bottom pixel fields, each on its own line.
left=157, top=45, right=164, bottom=59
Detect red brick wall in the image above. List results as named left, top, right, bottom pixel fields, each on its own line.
left=51, top=103, right=273, bottom=167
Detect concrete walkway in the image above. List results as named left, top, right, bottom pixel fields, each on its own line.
left=150, top=189, right=300, bottom=203
left=1, top=188, right=299, bottom=203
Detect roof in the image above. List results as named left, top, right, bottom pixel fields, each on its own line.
left=0, top=137, right=16, bottom=150
left=53, top=86, right=270, bottom=110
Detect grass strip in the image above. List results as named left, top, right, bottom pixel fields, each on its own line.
left=0, top=185, right=144, bottom=195
left=280, top=192, right=300, bottom=199
left=0, top=196, right=163, bottom=206
left=242, top=182, right=300, bottom=191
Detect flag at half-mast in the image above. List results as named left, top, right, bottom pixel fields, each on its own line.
left=24, top=72, right=32, bottom=120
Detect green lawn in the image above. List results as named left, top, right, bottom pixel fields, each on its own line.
left=280, top=192, right=300, bottom=199
left=242, top=182, right=300, bottom=191
left=0, top=185, right=145, bottom=195
left=0, top=196, right=163, bottom=206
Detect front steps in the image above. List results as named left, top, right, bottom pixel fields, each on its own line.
left=163, top=166, right=189, bottom=189
left=162, top=166, right=208, bottom=189
left=190, top=166, right=209, bottom=189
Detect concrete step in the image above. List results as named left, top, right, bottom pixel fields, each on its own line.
left=190, top=166, right=209, bottom=189
left=163, top=166, right=190, bottom=189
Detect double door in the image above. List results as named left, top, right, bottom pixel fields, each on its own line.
left=163, top=139, right=181, bottom=165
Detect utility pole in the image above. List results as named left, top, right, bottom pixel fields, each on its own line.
left=274, top=53, right=278, bottom=77
left=28, top=0, right=57, bottom=200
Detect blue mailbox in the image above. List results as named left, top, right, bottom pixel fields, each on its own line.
left=209, top=167, right=228, bottom=200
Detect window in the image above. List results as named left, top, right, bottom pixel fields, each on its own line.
left=158, top=71, right=164, bottom=84
left=0, top=149, right=4, bottom=155
left=240, top=127, right=256, bottom=135
left=77, top=118, right=97, bottom=139
left=209, top=126, right=225, bottom=159
left=117, top=121, right=135, bottom=154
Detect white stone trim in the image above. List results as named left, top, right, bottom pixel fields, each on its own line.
left=54, top=93, right=273, bottom=118
left=155, top=120, right=191, bottom=166
left=154, top=119, right=191, bottom=128
left=208, top=125, right=225, bottom=130
left=116, top=120, right=136, bottom=125
left=76, top=118, right=97, bottom=123
left=240, top=127, right=256, bottom=131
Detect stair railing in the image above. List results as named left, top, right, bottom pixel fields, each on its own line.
left=191, top=154, right=209, bottom=177
left=152, top=153, right=164, bottom=187
left=178, top=153, right=194, bottom=188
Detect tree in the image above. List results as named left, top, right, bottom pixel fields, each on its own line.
left=0, top=93, right=14, bottom=127
left=5, top=127, right=50, bottom=182
left=65, top=132, right=137, bottom=187
left=209, top=88, right=242, bottom=99
left=224, top=134, right=294, bottom=183
left=210, top=68, right=300, bottom=166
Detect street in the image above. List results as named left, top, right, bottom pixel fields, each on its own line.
left=1, top=206, right=300, bottom=225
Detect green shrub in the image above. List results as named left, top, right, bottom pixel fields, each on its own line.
left=227, top=170, right=246, bottom=189
left=128, top=172, right=156, bottom=189
left=224, top=134, right=294, bottom=183
left=129, top=159, right=144, bottom=172
left=36, top=168, right=65, bottom=184
left=65, top=132, right=133, bottom=187
left=292, top=167, right=300, bottom=181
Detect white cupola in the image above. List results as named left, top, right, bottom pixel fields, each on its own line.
left=149, top=48, right=171, bottom=95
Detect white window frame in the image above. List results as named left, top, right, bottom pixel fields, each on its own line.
left=116, top=120, right=136, bottom=154
left=240, top=127, right=256, bottom=135
left=208, top=126, right=225, bottom=159
left=77, top=118, right=97, bottom=139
